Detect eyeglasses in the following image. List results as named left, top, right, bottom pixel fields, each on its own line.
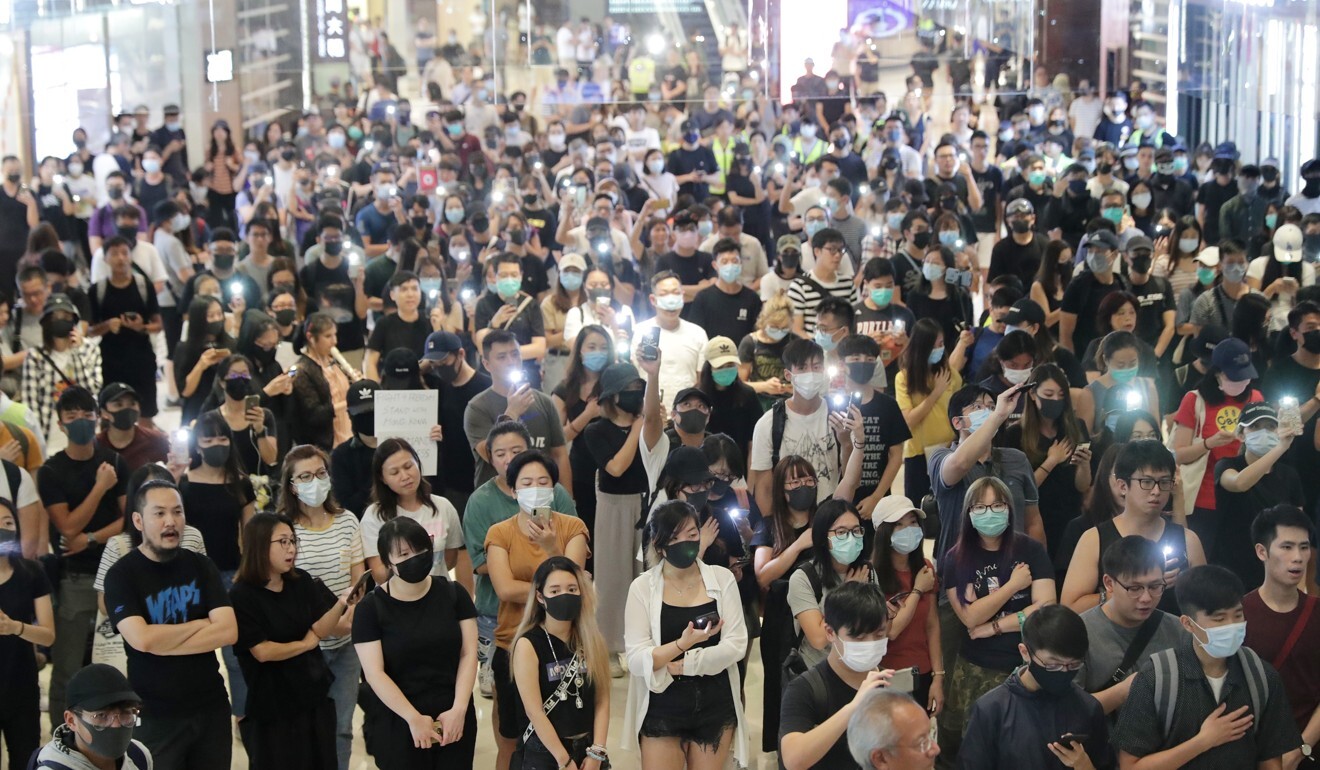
left=682, top=481, right=713, bottom=495
left=969, top=502, right=1009, bottom=515
left=77, top=708, right=141, bottom=729
left=293, top=469, right=330, bottom=484
left=1129, top=476, right=1175, bottom=491
left=1030, top=653, right=1085, bottom=673
left=1113, top=579, right=1168, bottom=598
left=711, top=472, right=736, bottom=484
left=829, top=526, right=865, bottom=539
left=784, top=477, right=818, bottom=491
left=819, top=245, right=845, bottom=256
left=271, top=537, right=299, bottom=549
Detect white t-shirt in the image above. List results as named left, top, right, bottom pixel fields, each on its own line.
left=90, top=241, right=168, bottom=288
left=1069, top=97, right=1105, bottom=139
left=1246, top=256, right=1316, bottom=331
left=556, top=26, right=576, bottom=63
left=360, top=494, right=464, bottom=576
left=638, top=172, right=680, bottom=218
left=1087, top=176, right=1129, bottom=199
left=625, top=127, right=662, bottom=166
left=760, top=271, right=794, bottom=302
left=0, top=464, right=40, bottom=509
left=749, top=399, right=841, bottom=500
left=562, top=301, right=635, bottom=346
left=632, top=317, right=708, bottom=409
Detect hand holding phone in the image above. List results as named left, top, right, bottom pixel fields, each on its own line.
left=693, top=611, right=721, bottom=631
left=346, top=571, right=371, bottom=605
left=244, top=394, right=262, bottom=412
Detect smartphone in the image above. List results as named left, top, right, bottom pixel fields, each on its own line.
left=573, top=185, right=588, bottom=207
left=244, top=394, right=261, bottom=411
left=1058, top=733, right=1089, bottom=746
left=892, top=319, right=906, bottom=334
left=1279, top=396, right=1302, bottom=435
left=459, top=287, right=475, bottom=302
left=1076, top=442, right=1091, bottom=454
left=287, top=364, right=299, bottom=378
left=639, top=326, right=661, bottom=362
left=348, top=571, right=371, bottom=604
left=228, top=281, right=244, bottom=297
left=507, top=368, right=526, bottom=386
left=829, top=390, right=849, bottom=414
left=531, top=507, right=553, bottom=526
left=888, top=666, right=918, bottom=693
left=693, top=611, right=720, bottom=630
left=655, top=197, right=671, bottom=209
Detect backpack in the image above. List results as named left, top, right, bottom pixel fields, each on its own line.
left=95, top=273, right=150, bottom=308
left=1150, top=645, right=1268, bottom=740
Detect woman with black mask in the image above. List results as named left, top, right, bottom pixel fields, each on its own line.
left=205, top=354, right=279, bottom=479
left=174, top=295, right=235, bottom=424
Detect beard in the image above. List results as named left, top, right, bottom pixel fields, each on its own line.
left=145, top=538, right=181, bottom=561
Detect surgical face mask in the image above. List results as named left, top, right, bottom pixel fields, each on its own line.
left=790, top=371, right=826, bottom=400
left=107, top=186, right=126, bottom=201
left=1101, top=207, right=1124, bottom=225
left=548, top=133, right=566, bottom=151
left=64, top=418, right=97, bottom=445
left=964, top=408, right=992, bottom=434
left=497, top=277, right=522, bottom=298
left=804, top=220, right=826, bottom=238
left=922, top=263, right=945, bottom=282
left=829, top=532, right=865, bottom=564
left=1244, top=429, right=1280, bottom=456
left=1086, top=250, right=1113, bottom=274
left=294, top=476, right=332, bottom=507
left=376, top=184, right=395, bottom=201
left=787, top=485, right=817, bottom=510
left=647, top=159, right=665, bottom=175
left=1131, top=192, right=1153, bottom=209
left=1197, top=266, right=1217, bottom=286
left=655, top=294, right=684, bottom=313
left=814, top=329, right=838, bottom=352
left=559, top=271, right=583, bottom=292
left=765, top=326, right=789, bottom=341
left=847, top=361, right=876, bottom=384
left=800, top=124, right=818, bottom=139
left=1111, top=365, right=1139, bottom=385
left=445, top=207, right=465, bottom=224
left=1135, top=114, right=1154, bottom=131
left=172, top=213, right=191, bottom=233
left=970, top=508, right=1010, bottom=537
left=1265, top=213, right=1278, bottom=230
left=419, top=278, right=442, bottom=299
left=516, top=486, right=555, bottom=513
left=201, top=444, right=230, bottom=467
left=869, top=287, right=893, bottom=307
left=142, top=158, right=161, bottom=174
left=1002, top=365, right=1032, bottom=385
left=928, top=346, right=945, bottom=365
left=1178, top=237, right=1200, bottom=254
left=1222, top=262, right=1248, bottom=283
left=321, top=240, right=342, bottom=258
left=890, top=525, right=923, bottom=554
left=938, top=231, right=960, bottom=248
left=836, top=637, right=889, bottom=672
left=68, top=162, right=84, bottom=176
left=77, top=717, right=135, bottom=759
left=676, top=408, right=708, bottom=434
left=1219, top=377, right=1249, bottom=397
left=1123, top=157, right=1141, bottom=171
left=327, top=133, right=346, bottom=149
left=886, top=213, right=905, bottom=231
left=712, top=367, right=739, bottom=387
left=718, top=263, right=742, bottom=284
left=1191, top=619, right=1247, bottom=659
left=394, top=552, right=433, bottom=583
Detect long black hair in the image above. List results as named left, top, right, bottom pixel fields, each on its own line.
left=193, top=410, right=251, bottom=502
left=180, top=295, right=235, bottom=371
left=808, top=499, right=866, bottom=591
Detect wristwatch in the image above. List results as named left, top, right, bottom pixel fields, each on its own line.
left=86, top=532, right=99, bottom=546
left=1302, top=743, right=1313, bottom=758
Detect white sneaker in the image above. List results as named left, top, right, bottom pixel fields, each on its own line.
left=610, top=655, right=626, bottom=679
left=478, top=661, right=494, bottom=698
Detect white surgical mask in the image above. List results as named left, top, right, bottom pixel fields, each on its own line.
left=790, top=371, right=826, bottom=400
left=516, top=486, right=554, bottom=513
left=293, top=476, right=332, bottom=507
left=1002, top=366, right=1032, bottom=385
left=836, top=637, right=889, bottom=672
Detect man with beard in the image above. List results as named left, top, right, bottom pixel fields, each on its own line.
left=104, top=479, right=236, bottom=770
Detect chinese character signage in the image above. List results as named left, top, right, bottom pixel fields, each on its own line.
left=311, top=0, right=347, bottom=60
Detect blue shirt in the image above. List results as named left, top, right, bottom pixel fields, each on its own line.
left=968, top=326, right=1006, bottom=380
left=354, top=202, right=395, bottom=247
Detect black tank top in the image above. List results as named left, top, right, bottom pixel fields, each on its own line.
left=1096, top=518, right=1187, bottom=614
left=526, top=628, right=596, bottom=739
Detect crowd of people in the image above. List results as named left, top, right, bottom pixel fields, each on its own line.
left=1, top=12, right=1320, bottom=770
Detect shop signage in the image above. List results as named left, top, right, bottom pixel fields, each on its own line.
left=311, top=0, right=348, bottom=60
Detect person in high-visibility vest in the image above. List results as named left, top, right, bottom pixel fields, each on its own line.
left=792, top=119, right=827, bottom=166
left=709, top=118, right=739, bottom=197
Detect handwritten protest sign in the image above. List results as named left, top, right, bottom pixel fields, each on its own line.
left=374, top=390, right=439, bottom=475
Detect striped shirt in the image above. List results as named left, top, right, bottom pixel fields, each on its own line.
left=787, top=272, right=856, bottom=333
left=293, top=512, right=365, bottom=650
left=361, top=495, right=465, bottom=575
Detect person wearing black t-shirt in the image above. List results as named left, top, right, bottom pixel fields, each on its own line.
left=352, top=517, right=478, bottom=768
left=230, top=513, right=356, bottom=769
left=687, top=238, right=761, bottom=342
left=39, top=386, right=130, bottom=729
left=656, top=211, right=716, bottom=305
left=990, top=199, right=1046, bottom=286
left=0, top=499, right=55, bottom=768
left=1260, top=301, right=1320, bottom=513
left=839, top=335, right=910, bottom=507
left=1059, top=229, right=1128, bottom=356
left=780, top=582, right=893, bottom=770
left=474, top=253, right=547, bottom=389
left=330, top=379, right=380, bottom=518
left=104, top=479, right=236, bottom=770
left=421, top=331, right=492, bottom=513
left=90, top=236, right=163, bottom=420
left=665, top=121, right=718, bottom=201
left=0, top=156, right=38, bottom=294
left=365, top=271, right=431, bottom=382
left=300, top=219, right=368, bottom=364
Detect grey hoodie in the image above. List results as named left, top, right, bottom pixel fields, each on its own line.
left=34, top=724, right=152, bottom=770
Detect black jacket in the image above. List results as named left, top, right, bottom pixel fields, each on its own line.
left=961, top=669, right=1114, bottom=770
left=288, top=353, right=335, bottom=450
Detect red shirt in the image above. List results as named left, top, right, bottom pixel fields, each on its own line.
left=1243, top=589, right=1320, bottom=732
left=1173, top=388, right=1262, bottom=509
left=96, top=425, right=170, bottom=475
left=881, top=559, right=937, bottom=673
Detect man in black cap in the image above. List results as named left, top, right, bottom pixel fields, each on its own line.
left=150, top=104, right=188, bottom=188
left=38, top=663, right=152, bottom=769
left=422, top=331, right=489, bottom=513
left=1285, top=158, right=1320, bottom=216
left=1123, top=234, right=1177, bottom=358
left=96, top=382, right=168, bottom=474
left=1060, top=228, right=1128, bottom=354
left=990, top=198, right=1046, bottom=286
left=1151, top=147, right=1195, bottom=217
left=330, top=378, right=380, bottom=518
left=666, top=119, right=718, bottom=200
left=377, top=346, right=423, bottom=390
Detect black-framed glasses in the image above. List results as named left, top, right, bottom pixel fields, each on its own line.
left=1129, top=476, right=1175, bottom=491
left=1030, top=653, right=1084, bottom=673
left=271, top=537, right=299, bottom=549
left=969, top=502, right=1009, bottom=515
left=77, top=708, right=141, bottom=729
left=1113, top=579, right=1168, bottom=598
left=293, top=469, right=330, bottom=484
left=828, top=526, right=865, bottom=539
left=784, top=477, right=818, bottom=491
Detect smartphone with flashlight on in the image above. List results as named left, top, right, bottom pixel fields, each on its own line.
left=170, top=427, right=192, bottom=465
left=638, top=326, right=661, bottom=362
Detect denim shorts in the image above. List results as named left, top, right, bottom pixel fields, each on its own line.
left=638, top=674, right=737, bottom=750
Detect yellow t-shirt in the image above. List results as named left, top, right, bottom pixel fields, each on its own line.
left=485, top=511, right=589, bottom=648
left=893, top=368, right=962, bottom=459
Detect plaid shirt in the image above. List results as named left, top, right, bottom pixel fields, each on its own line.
left=20, top=340, right=103, bottom=440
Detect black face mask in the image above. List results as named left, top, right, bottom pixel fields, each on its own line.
left=117, top=225, right=138, bottom=241
left=616, top=390, right=645, bottom=415
left=1098, top=162, right=1114, bottom=175
left=350, top=410, right=375, bottom=437
left=411, top=216, right=429, bottom=233
left=911, top=231, right=931, bottom=249
left=847, top=361, right=876, bottom=384
left=684, top=490, right=709, bottom=512
left=47, top=318, right=76, bottom=338
left=274, top=308, right=297, bottom=327
left=323, top=240, right=344, bottom=257
left=5, top=173, right=19, bottom=184
left=223, top=376, right=251, bottom=400
left=509, top=228, right=527, bottom=246
left=787, top=485, right=816, bottom=510
left=472, top=215, right=490, bottom=233
left=212, top=253, right=236, bottom=271
left=1304, top=178, right=1320, bottom=196
left=1028, top=658, right=1079, bottom=696
left=1037, top=397, right=1066, bottom=421
left=1009, top=219, right=1031, bottom=234
left=676, top=409, right=708, bottom=434
left=107, top=187, right=125, bottom=200
left=523, top=193, right=539, bottom=205
left=1058, top=261, right=1074, bottom=284
left=543, top=593, right=582, bottom=621
left=109, top=408, right=140, bottom=431
left=205, top=320, right=225, bottom=338
left=281, top=148, right=296, bottom=161
left=1130, top=256, right=1152, bottom=274
left=1262, top=167, right=1279, bottom=183
left=663, top=540, right=700, bottom=569
left=252, top=346, right=277, bottom=365
left=779, top=251, right=801, bottom=270
left=1303, top=330, right=1320, bottom=354
left=708, top=478, right=731, bottom=500
left=201, top=444, right=230, bottom=467
left=393, top=552, right=432, bottom=583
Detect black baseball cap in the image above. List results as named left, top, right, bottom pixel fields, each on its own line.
left=422, top=331, right=463, bottom=361
left=599, top=363, right=642, bottom=399
left=380, top=348, right=420, bottom=387
left=347, top=379, right=380, bottom=415
left=1003, top=298, right=1046, bottom=328
left=67, top=663, right=140, bottom=712
left=662, top=446, right=714, bottom=486
left=672, top=387, right=712, bottom=410
left=98, top=382, right=139, bottom=410
left=1211, top=337, right=1257, bottom=381
left=1239, top=402, right=1278, bottom=428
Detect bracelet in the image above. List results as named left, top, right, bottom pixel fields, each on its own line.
left=991, top=618, right=1002, bottom=636
left=675, top=640, right=688, bottom=653
left=932, top=670, right=946, bottom=677
left=1017, top=610, right=1027, bottom=630
left=586, top=746, right=609, bottom=762
left=851, top=438, right=864, bottom=449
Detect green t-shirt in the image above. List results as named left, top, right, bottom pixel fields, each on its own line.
left=461, top=478, right=579, bottom=617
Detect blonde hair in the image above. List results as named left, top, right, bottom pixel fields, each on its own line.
left=757, top=293, right=793, bottom=331
left=511, top=557, right=612, bottom=687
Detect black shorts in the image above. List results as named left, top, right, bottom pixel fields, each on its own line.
left=638, top=674, right=737, bottom=751
left=491, top=645, right=524, bottom=740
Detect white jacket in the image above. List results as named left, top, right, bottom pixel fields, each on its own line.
left=36, top=726, right=152, bottom=769
left=622, top=560, right=749, bottom=766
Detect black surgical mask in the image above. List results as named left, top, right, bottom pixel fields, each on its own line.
left=616, top=391, right=644, bottom=415
left=509, top=228, right=527, bottom=246
left=1028, top=658, right=1079, bottom=696
left=110, top=408, right=140, bottom=431
left=47, top=318, right=76, bottom=338
left=663, top=540, right=700, bottom=569
left=543, top=593, right=582, bottom=621
left=205, top=320, right=225, bottom=338
left=1130, top=256, right=1152, bottom=274
left=78, top=718, right=135, bottom=759
left=393, top=552, right=432, bottom=583
left=1009, top=219, right=1031, bottom=235
left=1037, top=397, right=1066, bottom=421
left=846, top=361, right=876, bottom=384
left=281, top=148, right=296, bottom=161
left=117, top=226, right=138, bottom=241
left=107, top=187, right=125, bottom=201
left=212, top=253, right=236, bottom=271
left=323, top=240, right=344, bottom=257
left=709, top=478, right=732, bottom=500
left=223, top=377, right=250, bottom=400
left=684, top=490, right=709, bottom=512
left=274, top=308, right=297, bottom=327
left=787, top=485, right=816, bottom=510
left=1303, top=330, right=1320, bottom=354
left=5, top=173, right=19, bottom=185
left=911, top=231, right=931, bottom=249
left=350, top=411, right=375, bottom=437
left=200, top=444, right=230, bottom=467
left=676, top=409, right=708, bottom=434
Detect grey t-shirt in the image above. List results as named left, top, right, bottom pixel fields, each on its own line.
left=462, top=386, right=567, bottom=487
left=787, top=564, right=881, bottom=669
left=1077, top=605, right=1186, bottom=695
left=930, top=444, right=1039, bottom=567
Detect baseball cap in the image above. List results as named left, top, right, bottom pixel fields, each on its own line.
left=704, top=337, right=739, bottom=369
left=1273, top=223, right=1304, bottom=263
left=1118, top=145, right=1139, bottom=159
left=98, top=383, right=139, bottom=410
left=1154, top=148, right=1174, bottom=164
left=1193, top=247, right=1220, bottom=267
left=422, top=331, right=463, bottom=361
left=380, top=348, right=420, bottom=386
left=776, top=234, right=803, bottom=256
left=347, top=379, right=380, bottom=415
left=598, top=362, right=642, bottom=399
left=673, top=387, right=712, bottom=410
left=1088, top=229, right=1121, bottom=252
left=67, top=663, right=141, bottom=712
left=1190, top=325, right=1228, bottom=362
left=1003, top=298, right=1046, bottom=328
left=661, top=446, right=715, bottom=486
left=1212, top=142, right=1240, bottom=161
left=1239, top=402, right=1278, bottom=428
left=163, top=104, right=181, bottom=116
left=1125, top=235, right=1155, bottom=253
left=903, top=178, right=928, bottom=204
left=42, top=293, right=80, bottom=321
left=1262, top=157, right=1280, bottom=170
left=871, top=495, right=925, bottom=526
left=559, top=253, right=588, bottom=272
left=1210, top=337, right=1258, bottom=382
left=1006, top=198, right=1034, bottom=216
